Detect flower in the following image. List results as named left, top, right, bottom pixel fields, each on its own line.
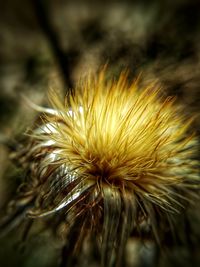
left=4, top=70, right=199, bottom=266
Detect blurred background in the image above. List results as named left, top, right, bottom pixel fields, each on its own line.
left=0, top=0, right=200, bottom=266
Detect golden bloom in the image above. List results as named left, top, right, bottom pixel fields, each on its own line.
left=3, top=70, right=199, bottom=266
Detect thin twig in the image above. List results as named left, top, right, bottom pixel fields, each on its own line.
left=31, top=0, right=74, bottom=95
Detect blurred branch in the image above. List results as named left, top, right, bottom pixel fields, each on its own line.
left=31, top=0, right=74, bottom=95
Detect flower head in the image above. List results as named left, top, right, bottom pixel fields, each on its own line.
left=6, top=70, right=199, bottom=266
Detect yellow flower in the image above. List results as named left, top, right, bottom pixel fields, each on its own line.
left=5, top=70, right=200, bottom=266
